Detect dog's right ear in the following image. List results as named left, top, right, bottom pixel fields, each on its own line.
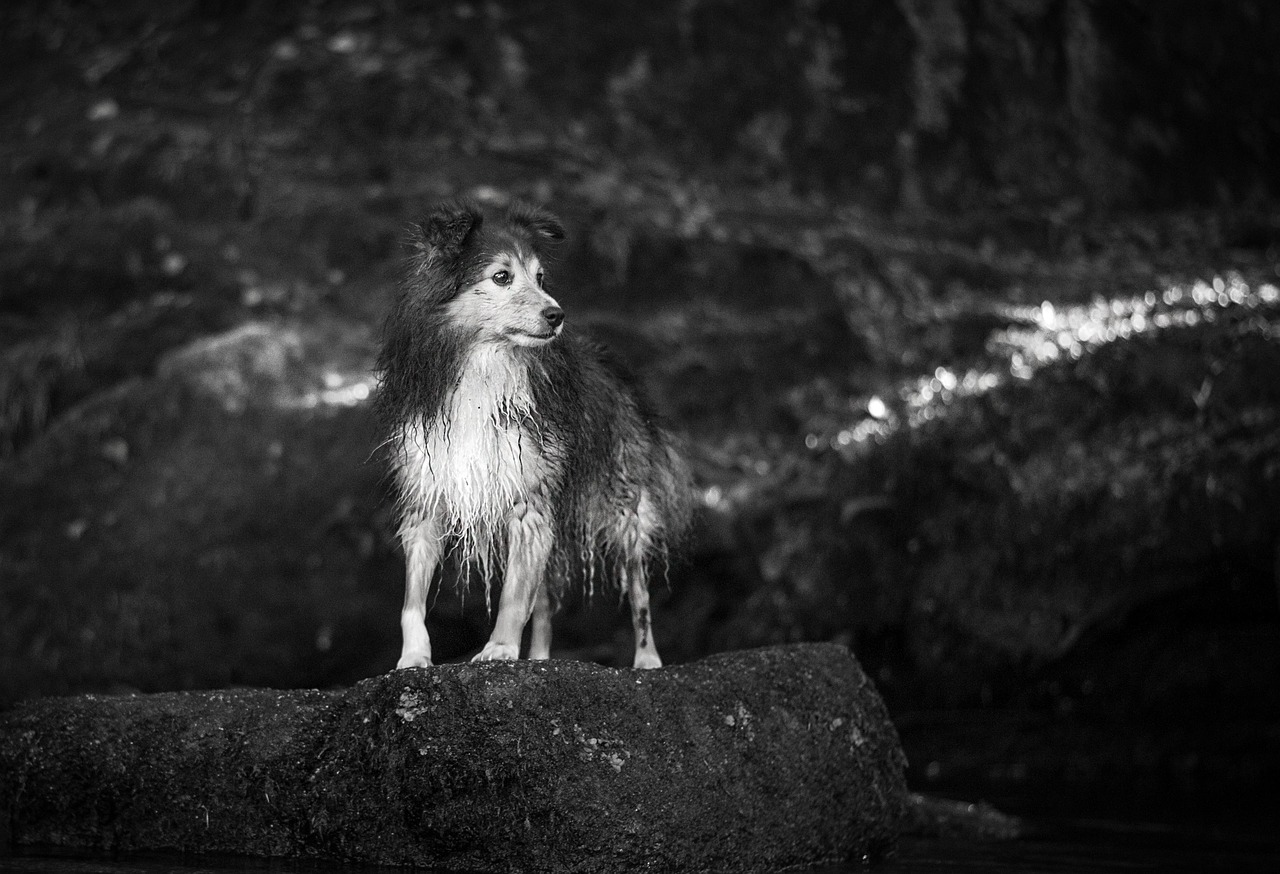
left=506, top=201, right=566, bottom=247
left=411, top=200, right=483, bottom=261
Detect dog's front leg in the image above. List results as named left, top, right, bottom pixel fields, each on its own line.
left=396, top=515, right=442, bottom=669
left=474, top=499, right=553, bottom=662
left=528, top=580, right=552, bottom=660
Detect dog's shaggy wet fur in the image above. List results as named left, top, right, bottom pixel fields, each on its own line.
left=376, top=199, right=692, bottom=669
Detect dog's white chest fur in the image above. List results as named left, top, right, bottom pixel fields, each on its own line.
left=397, top=344, right=544, bottom=559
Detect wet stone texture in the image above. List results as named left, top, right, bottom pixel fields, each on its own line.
left=0, top=643, right=907, bottom=872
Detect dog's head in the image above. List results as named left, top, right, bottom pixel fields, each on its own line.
left=410, top=199, right=567, bottom=348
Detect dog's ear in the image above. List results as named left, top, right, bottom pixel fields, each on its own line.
left=506, top=201, right=566, bottom=247
left=412, top=200, right=482, bottom=260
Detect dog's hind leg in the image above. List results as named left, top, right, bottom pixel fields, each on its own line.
left=528, top=579, right=552, bottom=660
left=474, top=499, right=553, bottom=662
left=625, top=556, right=663, bottom=669
left=396, top=515, right=441, bottom=669
left=622, top=492, right=663, bottom=669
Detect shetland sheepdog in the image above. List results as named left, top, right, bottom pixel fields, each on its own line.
left=376, top=199, right=692, bottom=670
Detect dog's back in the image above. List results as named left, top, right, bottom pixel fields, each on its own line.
left=526, top=334, right=692, bottom=592
left=377, top=199, right=691, bottom=668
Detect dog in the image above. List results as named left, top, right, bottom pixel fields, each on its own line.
left=376, top=199, right=692, bottom=670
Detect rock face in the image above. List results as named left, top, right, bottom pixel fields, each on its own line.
left=0, top=643, right=907, bottom=872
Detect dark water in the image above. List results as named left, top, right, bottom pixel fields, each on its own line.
left=4, top=822, right=1278, bottom=874
left=884, top=826, right=1280, bottom=873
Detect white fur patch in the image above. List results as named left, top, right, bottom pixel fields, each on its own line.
left=396, top=343, right=552, bottom=577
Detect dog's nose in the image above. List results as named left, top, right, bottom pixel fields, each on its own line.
left=542, top=306, right=564, bottom=329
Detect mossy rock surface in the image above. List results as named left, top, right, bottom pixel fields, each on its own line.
left=0, top=643, right=906, bottom=872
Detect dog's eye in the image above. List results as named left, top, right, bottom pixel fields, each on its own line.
left=536, top=272, right=545, bottom=288
left=492, top=270, right=512, bottom=286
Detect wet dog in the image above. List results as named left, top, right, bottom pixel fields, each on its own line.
left=376, top=199, right=691, bottom=669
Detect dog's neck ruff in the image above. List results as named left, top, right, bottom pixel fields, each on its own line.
left=397, top=343, right=546, bottom=574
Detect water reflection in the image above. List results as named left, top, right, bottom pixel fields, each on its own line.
left=807, top=274, right=1280, bottom=457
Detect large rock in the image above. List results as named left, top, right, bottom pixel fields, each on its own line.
left=0, top=317, right=411, bottom=707
left=0, top=643, right=907, bottom=872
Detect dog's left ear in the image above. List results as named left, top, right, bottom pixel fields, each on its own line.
left=507, top=202, right=566, bottom=247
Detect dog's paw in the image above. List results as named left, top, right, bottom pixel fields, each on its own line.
left=396, top=650, right=433, bottom=669
left=472, top=642, right=520, bottom=662
left=632, top=651, right=663, bottom=670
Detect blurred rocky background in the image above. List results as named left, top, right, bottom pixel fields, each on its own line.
left=2, top=0, right=1278, bottom=833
